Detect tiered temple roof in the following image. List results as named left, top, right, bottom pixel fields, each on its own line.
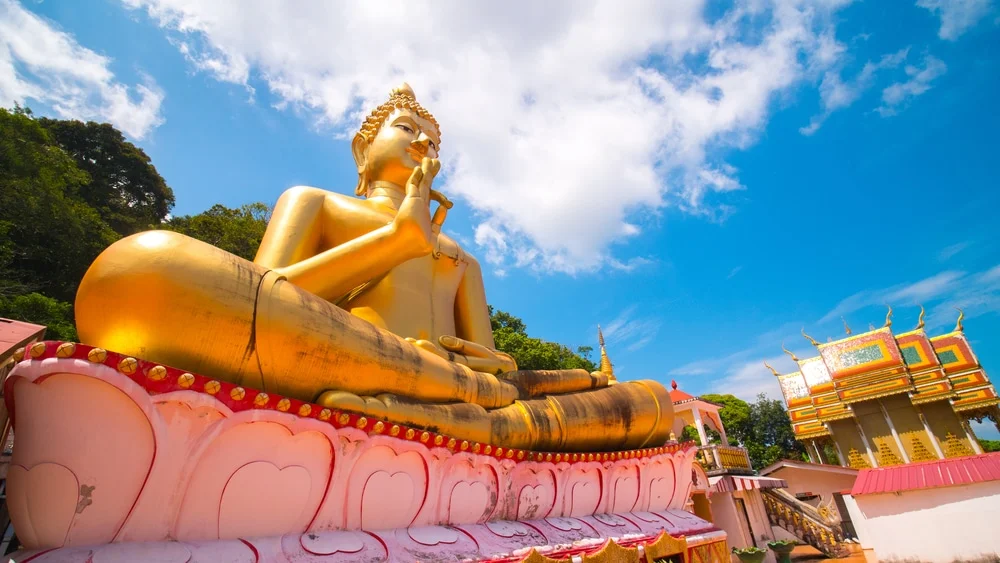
left=771, top=308, right=1000, bottom=442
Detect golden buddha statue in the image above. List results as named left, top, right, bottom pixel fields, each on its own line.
left=75, top=83, right=672, bottom=453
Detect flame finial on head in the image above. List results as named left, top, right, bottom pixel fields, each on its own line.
left=801, top=328, right=820, bottom=347
left=916, top=305, right=926, bottom=330
left=781, top=342, right=799, bottom=362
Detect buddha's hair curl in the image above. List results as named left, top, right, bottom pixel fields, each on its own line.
left=358, top=83, right=441, bottom=148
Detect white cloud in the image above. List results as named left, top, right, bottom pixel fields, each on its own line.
left=877, top=55, right=947, bottom=117
left=817, top=267, right=1000, bottom=332
left=917, top=0, right=994, bottom=40
left=602, top=305, right=662, bottom=352
left=0, top=0, right=164, bottom=139
left=669, top=321, right=812, bottom=401
left=819, top=270, right=965, bottom=324
left=938, top=241, right=971, bottom=261
left=707, top=355, right=790, bottom=402
left=121, top=0, right=855, bottom=273
left=800, top=48, right=908, bottom=135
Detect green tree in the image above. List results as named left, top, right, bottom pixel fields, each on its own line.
left=980, top=439, right=1000, bottom=453
left=161, top=203, right=271, bottom=261
left=37, top=117, right=175, bottom=236
left=488, top=306, right=597, bottom=372
left=0, top=293, right=77, bottom=341
left=0, top=107, right=119, bottom=302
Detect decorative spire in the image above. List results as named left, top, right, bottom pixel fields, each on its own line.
left=763, top=361, right=780, bottom=377
left=883, top=304, right=893, bottom=328
left=597, top=325, right=616, bottom=381
left=955, top=308, right=964, bottom=332
left=801, top=327, right=820, bottom=347
left=842, top=317, right=852, bottom=335
left=671, top=379, right=679, bottom=390
left=915, top=305, right=925, bottom=330
left=781, top=342, right=799, bottom=362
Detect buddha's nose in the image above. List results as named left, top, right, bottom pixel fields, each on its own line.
left=410, top=135, right=430, bottom=156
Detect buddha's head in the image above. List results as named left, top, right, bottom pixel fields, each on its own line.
left=352, top=83, right=441, bottom=196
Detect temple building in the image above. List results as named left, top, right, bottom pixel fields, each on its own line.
left=771, top=308, right=1000, bottom=468
left=767, top=307, right=1000, bottom=562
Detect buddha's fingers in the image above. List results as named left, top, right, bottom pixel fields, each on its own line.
left=407, top=337, right=450, bottom=360
left=439, top=335, right=518, bottom=373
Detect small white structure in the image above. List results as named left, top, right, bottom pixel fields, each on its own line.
left=671, top=382, right=788, bottom=563
left=844, top=452, right=1000, bottom=563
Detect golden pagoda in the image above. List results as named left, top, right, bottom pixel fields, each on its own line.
left=772, top=308, right=1000, bottom=469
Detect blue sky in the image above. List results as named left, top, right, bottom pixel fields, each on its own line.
left=2, top=0, right=998, bottom=439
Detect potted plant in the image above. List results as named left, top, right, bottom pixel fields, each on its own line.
left=766, top=540, right=797, bottom=563
left=731, top=546, right=767, bottom=563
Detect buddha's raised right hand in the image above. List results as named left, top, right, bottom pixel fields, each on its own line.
left=391, top=157, right=440, bottom=255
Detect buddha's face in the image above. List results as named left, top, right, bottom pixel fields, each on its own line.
left=364, top=108, right=440, bottom=187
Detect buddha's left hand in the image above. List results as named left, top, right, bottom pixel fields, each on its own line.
left=405, top=336, right=518, bottom=376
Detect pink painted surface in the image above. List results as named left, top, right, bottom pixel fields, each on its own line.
left=4, top=353, right=698, bottom=551
left=7, top=371, right=155, bottom=548
left=12, top=510, right=724, bottom=562
left=851, top=452, right=1000, bottom=495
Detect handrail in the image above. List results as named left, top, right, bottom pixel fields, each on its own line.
left=762, top=488, right=849, bottom=558
left=696, top=444, right=754, bottom=475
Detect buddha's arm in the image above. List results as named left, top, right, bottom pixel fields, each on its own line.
left=454, top=256, right=497, bottom=349
left=255, top=187, right=427, bottom=302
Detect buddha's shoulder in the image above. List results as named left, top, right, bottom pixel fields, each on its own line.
left=276, top=186, right=375, bottom=211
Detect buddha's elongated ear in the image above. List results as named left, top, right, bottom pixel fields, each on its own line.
left=351, top=133, right=369, bottom=196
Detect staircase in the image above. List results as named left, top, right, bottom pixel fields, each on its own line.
left=762, top=488, right=850, bottom=558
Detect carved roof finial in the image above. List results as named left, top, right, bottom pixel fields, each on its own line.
left=955, top=308, right=965, bottom=332
left=884, top=304, right=893, bottom=328
left=842, top=317, right=852, bottom=335
left=916, top=305, right=925, bottom=330
left=764, top=360, right=780, bottom=377
left=781, top=342, right=799, bottom=362
left=801, top=327, right=820, bottom=347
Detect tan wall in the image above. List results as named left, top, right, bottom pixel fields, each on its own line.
left=921, top=400, right=976, bottom=454
left=881, top=395, right=935, bottom=461
left=854, top=399, right=905, bottom=464
left=829, top=419, right=870, bottom=466
left=765, top=466, right=857, bottom=509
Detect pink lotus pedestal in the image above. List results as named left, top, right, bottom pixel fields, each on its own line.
left=3, top=342, right=726, bottom=562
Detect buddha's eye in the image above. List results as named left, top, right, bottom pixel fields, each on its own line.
left=396, top=124, right=414, bottom=134
left=429, top=141, right=437, bottom=150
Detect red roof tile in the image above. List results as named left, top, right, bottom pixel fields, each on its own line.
left=669, top=389, right=695, bottom=403
left=851, top=452, right=1000, bottom=495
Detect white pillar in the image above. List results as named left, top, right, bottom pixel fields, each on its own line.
left=824, top=423, right=850, bottom=467
left=693, top=408, right=709, bottom=446
left=812, top=440, right=825, bottom=465
left=832, top=438, right=848, bottom=467
left=717, top=417, right=730, bottom=446
left=915, top=407, right=945, bottom=459
left=878, top=400, right=910, bottom=463
left=963, top=420, right=984, bottom=455
left=805, top=440, right=819, bottom=464
left=853, top=417, right=878, bottom=467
